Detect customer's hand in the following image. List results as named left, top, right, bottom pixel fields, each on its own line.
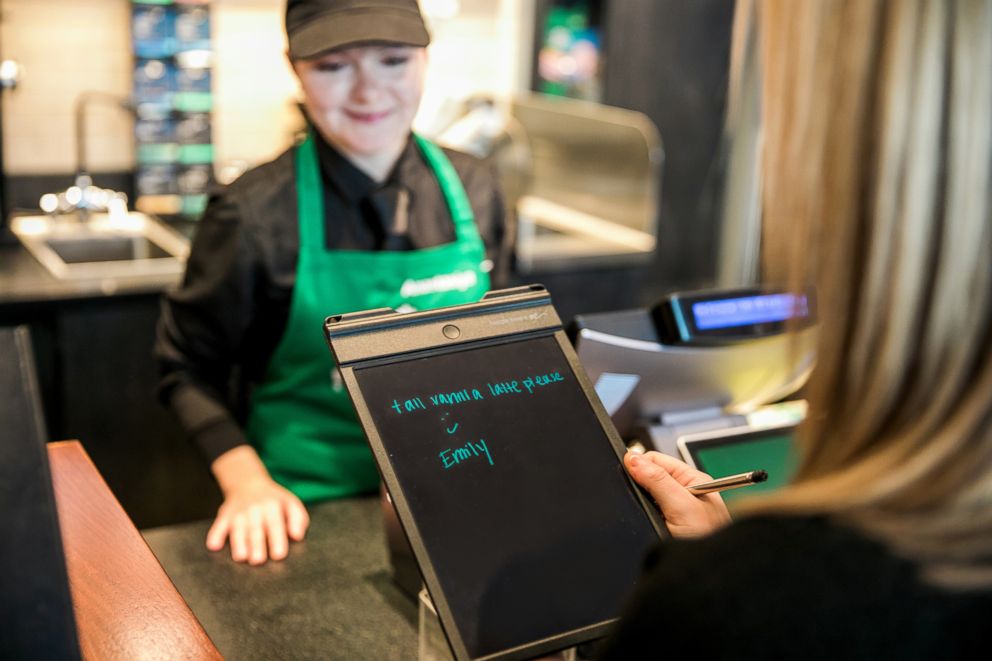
left=206, top=445, right=310, bottom=565
left=624, top=450, right=731, bottom=539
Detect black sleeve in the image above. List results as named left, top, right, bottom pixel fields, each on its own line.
left=597, top=517, right=912, bottom=660
left=597, top=521, right=798, bottom=660
left=444, top=148, right=517, bottom=289
left=486, top=163, right=516, bottom=289
left=598, top=521, right=780, bottom=660
left=155, top=189, right=257, bottom=463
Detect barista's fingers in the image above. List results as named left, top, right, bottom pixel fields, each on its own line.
left=264, top=503, right=289, bottom=561
left=247, top=507, right=268, bottom=565
left=229, top=513, right=250, bottom=562
left=283, top=494, right=310, bottom=542
left=205, top=513, right=230, bottom=552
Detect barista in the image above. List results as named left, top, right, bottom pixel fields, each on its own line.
left=156, top=0, right=513, bottom=566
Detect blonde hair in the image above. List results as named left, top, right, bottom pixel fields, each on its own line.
left=753, top=0, right=992, bottom=587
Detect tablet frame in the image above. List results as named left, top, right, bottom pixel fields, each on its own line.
left=677, top=422, right=798, bottom=472
left=325, top=285, right=668, bottom=661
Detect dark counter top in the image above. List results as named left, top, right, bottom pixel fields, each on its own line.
left=0, top=242, right=181, bottom=305
left=142, top=496, right=419, bottom=660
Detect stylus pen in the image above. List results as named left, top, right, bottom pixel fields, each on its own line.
left=687, top=470, right=768, bottom=496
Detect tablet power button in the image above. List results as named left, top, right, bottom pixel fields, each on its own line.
left=442, top=324, right=461, bottom=339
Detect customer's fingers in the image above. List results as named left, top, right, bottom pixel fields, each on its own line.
left=638, top=451, right=714, bottom=486
left=625, top=450, right=732, bottom=538
left=625, top=452, right=698, bottom=511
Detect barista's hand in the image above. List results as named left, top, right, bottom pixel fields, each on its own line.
left=624, top=450, right=731, bottom=539
left=206, top=445, right=310, bottom=565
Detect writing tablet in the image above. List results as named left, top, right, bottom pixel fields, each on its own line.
left=325, top=286, right=666, bottom=661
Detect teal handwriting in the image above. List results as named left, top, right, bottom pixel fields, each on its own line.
left=429, top=389, right=485, bottom=406
left=487, top=380, right=522, bottom=396
left=389, top=371, right=567, bottom=414
left=440, top=439, right=493, bottom=469
left=521, top=371, right=565, bottom=393
left=391, top=397, right=427, bottom=414
left=487, top=371, right=565, bottom=397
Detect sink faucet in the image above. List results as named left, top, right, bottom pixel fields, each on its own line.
left=39, top=91, right=135, bottom=222
left=40, top=175, right=129, bottom=223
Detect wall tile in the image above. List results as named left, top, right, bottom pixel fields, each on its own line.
left=1, top=0, right=530, bottom=177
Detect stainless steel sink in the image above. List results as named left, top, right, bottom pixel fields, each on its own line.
left=11, top=212, right=189, bottom=280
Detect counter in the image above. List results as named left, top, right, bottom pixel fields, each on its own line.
left=48, top=441, right=221, bottom=659
left=142, top=496, right=419, bottom=660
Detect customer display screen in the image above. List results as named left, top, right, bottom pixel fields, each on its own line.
left=692, top=293, right=809, bottom=331
left=352, top=334, right=661, bottom=659
left=658, top=287, right=816, bottom=343
left=685, top=429, right=797, bottom=509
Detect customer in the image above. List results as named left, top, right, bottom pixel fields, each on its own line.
left=606, top=0, right=991, bottom=657
left=156, top=0, right=512, bottom=566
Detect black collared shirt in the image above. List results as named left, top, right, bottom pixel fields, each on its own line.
left=155, top=132, right=513, bottom=463
left=316, top=134, right=450, bottom=250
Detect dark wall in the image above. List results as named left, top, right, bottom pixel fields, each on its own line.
left=530, top=0, right=735, bottom=304
left=601, top=0, right=735, bottom=301
left=1, top=296, right=222, bottom=528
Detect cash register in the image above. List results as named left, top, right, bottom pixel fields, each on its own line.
left=570, top=287, right=816, bottom=506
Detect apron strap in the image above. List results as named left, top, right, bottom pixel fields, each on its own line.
left=412, top=134, right=480, bottom=243
left=295, top=132, right=325, bottom=250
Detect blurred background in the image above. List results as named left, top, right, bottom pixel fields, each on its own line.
left=0, top=0, right=741, bottom=527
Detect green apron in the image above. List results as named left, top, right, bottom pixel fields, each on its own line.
left=245, top=133, right=491, bottom=503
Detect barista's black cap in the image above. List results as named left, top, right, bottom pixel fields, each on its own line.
left=286, top=0, right=430, bottom=59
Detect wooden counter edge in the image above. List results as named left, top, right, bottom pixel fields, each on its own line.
left=48, top=440, right=222, bottom=660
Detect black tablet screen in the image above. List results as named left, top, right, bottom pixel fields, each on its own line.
left=354, top=334, right=659, bottom=658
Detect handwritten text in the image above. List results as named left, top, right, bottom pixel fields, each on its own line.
left=389, top=371, right=567, bottom=415
left=440, top=439, right=494, bottom=469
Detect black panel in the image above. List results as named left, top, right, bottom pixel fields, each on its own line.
left=527, top=1, right=735, bottom=306
left=601, top=0, right=735, bottom=296
left=0, top=292, right=222, bottom=528
left=56, top=296, right=221, bottom=527
left=0, top=327, right=81, bottom=660
left=512, top=266, right=646, bottom=325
